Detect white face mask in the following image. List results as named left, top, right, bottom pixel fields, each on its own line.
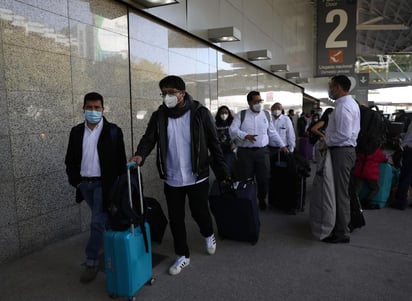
left=272, top=109, right=282, bottom=117
left=163, top=94, right=178, bottom=108
left=252, top=103, right=262, bottom=112
left=220, top=113, right=228, bottom=121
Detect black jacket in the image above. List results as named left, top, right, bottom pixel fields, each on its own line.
left=135, top=95, right=229, bottom=182
left=65, top=117, right=127, bottom=209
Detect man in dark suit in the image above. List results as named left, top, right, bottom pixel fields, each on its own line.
left=65, top=92, right=126, bottom=283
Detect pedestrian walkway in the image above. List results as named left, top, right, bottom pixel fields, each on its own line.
left=1, top=177, right=412, bottom=300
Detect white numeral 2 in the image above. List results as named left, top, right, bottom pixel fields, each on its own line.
left=325, top=9, right=348, bottom=48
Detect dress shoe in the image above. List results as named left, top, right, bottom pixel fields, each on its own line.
left=284, top=208, right=297, bottom=215
left=390, top=203, right=407, bottom=210
left=80, top=265, right=99, bottom=283
left=322, top=235, right=350, bottom=244
left=259, top=201, right=267, bottom=211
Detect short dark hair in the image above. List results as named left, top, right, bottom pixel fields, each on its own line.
left=159, top=75, right=186, bottom=91
left=247, top=91, right=260, bottom=103
left=84, top=92, right=104, bottom=108
left=331, top=75, right=351, bottom=92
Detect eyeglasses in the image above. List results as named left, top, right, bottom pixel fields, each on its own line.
left=160, top=90, right=182, bottom=98
left=250, top=99, right=263, bottom=105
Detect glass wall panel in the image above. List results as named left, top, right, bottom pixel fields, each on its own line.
left=128, top=11, right=219, bottom=199
left=258, top=72, right=303, bottom=114
left=69, top=2, right=131, bottom=153
left=216, top=52, right=259, bottom=115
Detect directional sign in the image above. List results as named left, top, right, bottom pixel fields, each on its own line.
left=350, top=73, right=369, bottom=105
left=316, top=0, right=357, bottom=76
left=358, top=73, right=369, bottom=87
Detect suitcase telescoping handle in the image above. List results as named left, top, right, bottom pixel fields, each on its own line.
left=126, top=162, right=145, bottom=235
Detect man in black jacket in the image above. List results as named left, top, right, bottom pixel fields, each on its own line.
left=65, top=92, right=126, bottom=283
left=130, top=75, right=230, bottom=276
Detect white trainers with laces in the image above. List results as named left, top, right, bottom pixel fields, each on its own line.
left=168, top=256, right=190, bottom=275
left=205, top=234, right=216, bottom=255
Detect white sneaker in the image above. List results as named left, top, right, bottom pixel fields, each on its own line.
left=205, top=234, right=216, bottom=255
left=168, top=256, right=190, bottom=275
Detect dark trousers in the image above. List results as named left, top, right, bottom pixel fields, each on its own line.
left=395, top=148, right=412, bottom=209
left=236, top=147, right=270, bottom=203
left=164, top=180, right=213, bottom=258
left=330, top=147, right=356, bottom=238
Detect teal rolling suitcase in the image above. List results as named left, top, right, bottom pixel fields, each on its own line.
left=104, top=163, right=153, bottom=300
left=360, top=163, right=393, bottom=208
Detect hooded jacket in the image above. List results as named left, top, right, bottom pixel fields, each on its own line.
left=135, top=94, right=229, bottom=182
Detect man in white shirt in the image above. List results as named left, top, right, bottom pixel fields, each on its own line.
left=270, top=102, right=296, bottom=152
left=65, top=92, right=127, bottom=283
left=268, top=102, right=297, bottom=213
left=324, top=75, right=360, bottom=244
left=230, top=91, right=287, bottom=210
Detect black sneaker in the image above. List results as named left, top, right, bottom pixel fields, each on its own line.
left=80, top=265, right=99, bottom=283
left=259, top=200, right=267, bottom=210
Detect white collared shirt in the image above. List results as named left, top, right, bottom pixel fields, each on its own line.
left=165, top=110, right=207, bottom=187
left=80, top=118, right=103, bottom=177
left=270, top=114, right=296, bottom=151
left=325, top=95, right=360, bottom=147
left=401, top=122, right=412, bottom=148
left=229, top=108, right=285, bottom=148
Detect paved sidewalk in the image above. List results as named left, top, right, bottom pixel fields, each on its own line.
left=1, top=202, right=412, bottom=301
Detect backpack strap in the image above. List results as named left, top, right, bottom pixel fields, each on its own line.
left=240, top=110, right=246, bottom=126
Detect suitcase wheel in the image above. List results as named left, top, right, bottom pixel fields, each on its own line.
left=128, top=297, right=136, bottom=301
left=148, top=277, right=155, bottom=285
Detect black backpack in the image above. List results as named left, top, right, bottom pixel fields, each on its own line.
left=108, top=170, right=144, bottom=230
left=107, top=169, right=149, bottom=251
left=356, top=104, right=388, bottom=155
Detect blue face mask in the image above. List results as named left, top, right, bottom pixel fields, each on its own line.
left=85, top=110, right=102, bottom=124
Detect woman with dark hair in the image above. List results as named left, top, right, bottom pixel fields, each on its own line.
left=309, top=108, right=334, bottom=166
left=309, top=108, right=334, bottom=144
left=215, top=105, right=236, bottom=174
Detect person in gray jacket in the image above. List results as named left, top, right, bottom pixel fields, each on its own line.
left=130, top=75, right=230, bottom=276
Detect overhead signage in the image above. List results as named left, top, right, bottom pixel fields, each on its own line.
left=350, top=73, right=369, bottom=105
left=316, top=0, right=357, bottom=76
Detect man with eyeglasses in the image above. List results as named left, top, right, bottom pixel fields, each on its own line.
left=229, top=91, right=287, bottom=211
left=130, top=75, right=230, bottom=276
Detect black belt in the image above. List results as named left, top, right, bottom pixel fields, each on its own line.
left=329, top=146, right=354, bottom=150
left=81, top=177, right=101, bottom=182
left=239, top=146, right=266, bottom=151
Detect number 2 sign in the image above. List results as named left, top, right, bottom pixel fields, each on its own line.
left=316, top=0, right=357, bottom=76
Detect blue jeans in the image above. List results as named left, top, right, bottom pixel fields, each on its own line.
left=79, top=180, right=107, bottom=266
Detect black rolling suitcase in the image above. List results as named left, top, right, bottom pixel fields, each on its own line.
left=209, top=179, right=260, bottom=244
left=269, top=151, right=310, bottom=213
left=144, top=197, right=168, bottom=243
left=268, top=152, right=297, bottom=212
